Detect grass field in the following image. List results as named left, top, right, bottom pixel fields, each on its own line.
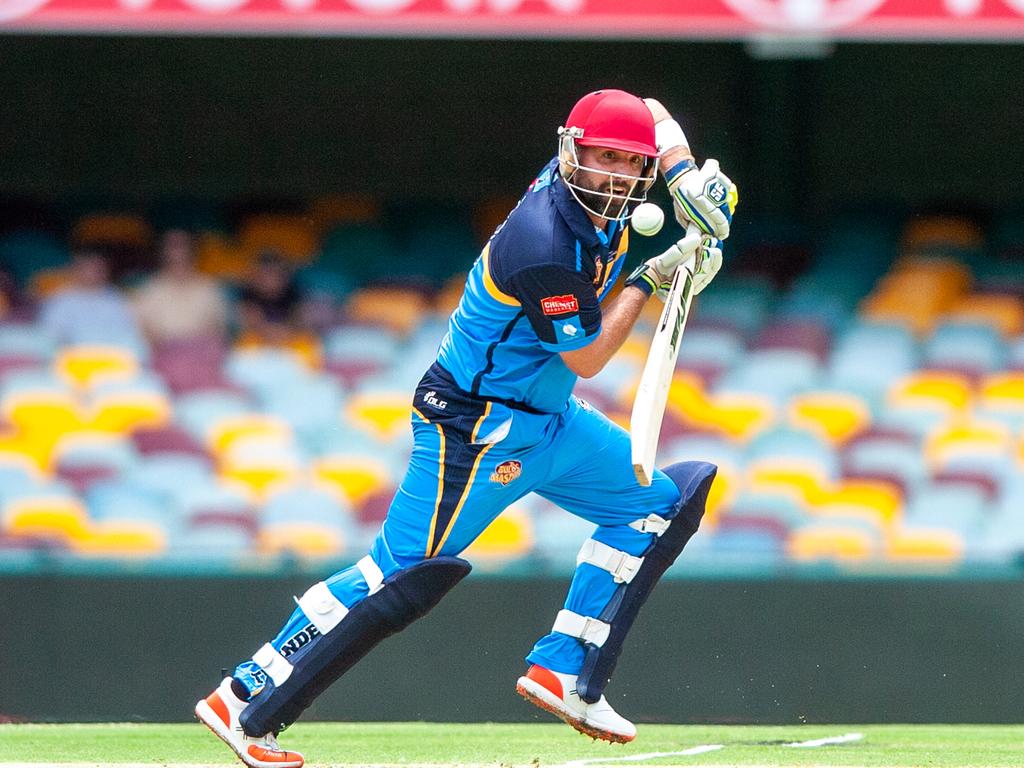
left=2, top=723, right=1024, bottom=767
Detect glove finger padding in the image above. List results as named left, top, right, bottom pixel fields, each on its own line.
left=692, top=237, right=722, bottom=296
left=652, top=231, right=701, bottom=277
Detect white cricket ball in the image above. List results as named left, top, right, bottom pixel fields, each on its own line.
left=631, top=203, right=664, bottom=237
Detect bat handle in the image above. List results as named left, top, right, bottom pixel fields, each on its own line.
left=684, top=222, right=704, bottom=274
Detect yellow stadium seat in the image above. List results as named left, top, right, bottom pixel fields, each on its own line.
left=308, top=194, right=381, bottom=232
left=344, top=287, right=431, bottom=335
left=88, top=388, right=171, bottom=434
left=860, top=258, right=972, bottom=334
left=464, top=506, right=534, bottom=559
left=658, top=371, right=709, bottom=421
left=888, top=371, right=972, bottom=413
left=73, top=213, right=152, bottom=249
left=684, top=393, right=775, bottom=442
left=346, top=392, right=412, bottom=442
left=0, top=432, right=62, bottom=472
left=702, top=463, right=739, bottom=529
left=787, top=524, right=876, bottom=562
left=747, top=460, right=828, bottom=506
left=4, top=496, right=89, bottom=543
left=925, top=421, right=1011, bottom=468
left=73, top=522, right=167, bottom=557
left=219, top=436, right=302, bottom=498
left=945, top=294, right=1024, bottom=336
left=2, top=388, right=83, bottom=439
left=815, top=479, right=903, bottom=526
left=258, top=523, right=345, bottom=558
left=788, top=391, right=871, bottom=444
left=979, top=372, right=1024, bottom=409
left=885, top=527, right=964, bottom=562
left=238, top=214, right=320, bottom=265
left=54, top=345, right=139, bottom=389
left=206, top=414, right=292, bottom=457
left=311, top=455, right=391, bottom=506
left=810, top=485, right=902, bottom=533
left=234, top=332, right=323, bottom=370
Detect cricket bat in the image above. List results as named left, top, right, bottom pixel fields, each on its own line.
left=630, top=224, right=702, bottom=486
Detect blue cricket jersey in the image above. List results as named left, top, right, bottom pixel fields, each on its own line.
left=435, top=158, right=630, bottom=414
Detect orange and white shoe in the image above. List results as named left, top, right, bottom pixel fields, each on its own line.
left=516, top=664, right=636, bottom=743
left=195, top=677, right=304, bottom=768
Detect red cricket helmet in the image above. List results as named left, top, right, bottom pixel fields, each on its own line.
left=563, top=89, right=659, bottom=157
left=557, top=90, right=660, bottom=222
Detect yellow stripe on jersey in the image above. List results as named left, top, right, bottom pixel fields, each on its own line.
left=596, top=227, right=629, bottom=297
left=480, top=243, right=520, bottom=307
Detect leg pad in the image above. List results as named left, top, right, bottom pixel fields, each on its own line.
left=240, top=556, right=471, bottom=736
left=576, top=461, right=716, bottom=704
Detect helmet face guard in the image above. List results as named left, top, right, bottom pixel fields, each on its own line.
left=558, top=128, right=659, bottom=222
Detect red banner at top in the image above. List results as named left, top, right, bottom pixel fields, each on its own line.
left=2, top=0, right=1024, bottom=39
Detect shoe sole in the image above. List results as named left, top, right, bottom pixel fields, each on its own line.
left=516, top=677, right=634, bottom=744
left=195, top=699, right=303, bottom=768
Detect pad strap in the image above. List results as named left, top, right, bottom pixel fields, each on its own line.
left=252, top=643, right=294, bottom=686
left=552, top=609, right=610, bottom=647
left=296, top=581, right=349, bottom=635
left=629, top=513, right=671, bottom=536
left=577, top=539, right=643, bottom=584
left=357, top=555, right=385, bottom=594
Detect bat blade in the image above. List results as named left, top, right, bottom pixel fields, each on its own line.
left=630, top=252, right=698, bottom=486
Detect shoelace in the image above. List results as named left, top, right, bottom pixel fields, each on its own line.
left=264, top=734, right=284, bottom=752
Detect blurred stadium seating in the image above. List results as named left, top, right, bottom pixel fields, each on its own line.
left=2, top=206, right=1024, bottom=576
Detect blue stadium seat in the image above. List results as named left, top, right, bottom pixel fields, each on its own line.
left=225, top=348, right=312, bottom=400
left=924, top=322, right=1006, bottom=373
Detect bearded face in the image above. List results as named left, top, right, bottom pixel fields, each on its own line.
left=559, top=140, right=657, bottom=223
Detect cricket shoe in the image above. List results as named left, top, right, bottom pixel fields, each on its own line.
left=516, top=664, right=636, bottom=743
left=195, top=677, right=304, bottom=768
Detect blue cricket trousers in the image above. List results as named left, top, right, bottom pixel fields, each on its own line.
left=235, top=363, right=680, bottom=693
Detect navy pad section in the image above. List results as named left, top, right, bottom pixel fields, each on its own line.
left=240, top=556, right=471, bottom=736
left=576, top=461, right=716, bottom=704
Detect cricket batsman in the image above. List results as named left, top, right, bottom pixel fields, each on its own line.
left=196, top=89, right=738, bottom=767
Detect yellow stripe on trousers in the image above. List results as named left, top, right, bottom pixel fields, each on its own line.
left=430, top=402, right=492, bottom=557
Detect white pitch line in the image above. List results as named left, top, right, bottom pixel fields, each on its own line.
left=556, top=744, right=725, bottom=767
left=783, top=732, right=864, bottom=748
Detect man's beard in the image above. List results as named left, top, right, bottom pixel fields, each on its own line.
left=576, top=184, right=630, bottom=220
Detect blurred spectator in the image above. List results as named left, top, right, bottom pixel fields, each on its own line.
left=0, top=263, right=26, bottom=321
left=133, top=229, right=229, bottom=345
left=39, top=248, right=144, bottom=348
left=236, top=250, right=320, bottom=365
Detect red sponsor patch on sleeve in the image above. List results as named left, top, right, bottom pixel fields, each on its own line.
left=541, top=294, right=580, bottom=315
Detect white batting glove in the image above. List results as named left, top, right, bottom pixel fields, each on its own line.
left=625, top=231, right=721, bottom=302
left=666, top=158, right=738, bottom=240
left=691, top=235, right=723, bottom=296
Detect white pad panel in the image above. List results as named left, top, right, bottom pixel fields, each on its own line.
left=577, top=539, right=643, bottom=584
left=252, top=642, right=294, bottom=686
left=357, top=555, right=385, bottom=594
left=296, top=581, right=349, bottom=635
left=552, top=609, right=610, bottom=647
left=629, top=513, right=671, bottom=536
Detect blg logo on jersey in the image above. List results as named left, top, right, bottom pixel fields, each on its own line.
left=541, top=294, right=579, bottom=315
left=423, top=390, right=448, bottom=410
left=490, top=460, right=522, bottom=485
